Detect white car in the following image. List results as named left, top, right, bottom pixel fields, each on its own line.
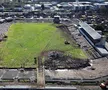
left=5, top=17, right=13, bottom=22
left=0, top=19, right=5, bottom=23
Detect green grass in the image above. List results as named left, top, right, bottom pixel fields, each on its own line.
left=0, top=23, right=87, bottom=67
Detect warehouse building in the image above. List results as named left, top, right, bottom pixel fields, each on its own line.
left=79, top=21, right=108, bottom=56
left=89, top=0, right=105, bottom=3
left=94, top=3, right=108, bottom=10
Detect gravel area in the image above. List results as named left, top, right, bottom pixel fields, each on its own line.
left=77, top=86, right=102, bottom=90
left=0, top=23, right=11, bottom=34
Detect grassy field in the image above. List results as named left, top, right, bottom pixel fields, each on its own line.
left=0, top=23, right=87, bottom=67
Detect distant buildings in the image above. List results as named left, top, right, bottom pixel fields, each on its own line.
left=89, top=0, right=105, bottom=3
left=0, top=0, right=106, bottom=4
left=0, top=0, right=31, bottom=3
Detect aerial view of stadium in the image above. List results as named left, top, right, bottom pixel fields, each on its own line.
left=0, top=23, right=86, bottom=67
left=0, top=0, right=108, bottom=90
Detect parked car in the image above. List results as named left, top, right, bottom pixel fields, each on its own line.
left=5, top=17, right=13, bottom=22
left=0, top=18, right=5, bottom=23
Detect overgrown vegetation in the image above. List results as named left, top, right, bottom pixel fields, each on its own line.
left=0, top=23, right=87, bottom=67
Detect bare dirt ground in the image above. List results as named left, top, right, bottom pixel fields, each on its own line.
left=44, top=51, right=90, bottom=69
left=45, top=57, right=108, bottom=79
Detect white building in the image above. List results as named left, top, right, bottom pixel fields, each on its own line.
left=89, top=0, right=105, bottom=3
left=94, top=3, right=108, bottom=9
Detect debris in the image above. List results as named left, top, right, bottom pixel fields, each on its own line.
left=44, top=51, right=90, bottom=70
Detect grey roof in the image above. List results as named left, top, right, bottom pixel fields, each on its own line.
left=45, top=87, right=77, bottom=90
left=96, top=46, right=108, bottom=55
left=79, top=22, right=101, bottom=40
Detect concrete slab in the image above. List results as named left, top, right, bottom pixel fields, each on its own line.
left=0, top=69, right=4, bottom=78
left=18, top=71, right=36, bottom=80
left=2, top=69, right=18, bottom=80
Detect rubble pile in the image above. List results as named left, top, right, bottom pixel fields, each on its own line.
left=44, top=51, right=90, bottom=70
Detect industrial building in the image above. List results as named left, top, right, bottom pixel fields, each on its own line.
left=57, top=1, right=93, bottom=11
left=94, top=3, right=108, bottom=10
left=89, top=0, right=105, bottom=3
left=72, top=2, right=92, bottom=10
left=78, top=21, right=108, bottom=56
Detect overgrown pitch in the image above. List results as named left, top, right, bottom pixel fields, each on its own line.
left=0, top=23, right=87, bottom=67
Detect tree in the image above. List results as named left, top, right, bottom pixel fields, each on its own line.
left=18, top=0, right=21, bottom=3
left=94, top=24, right=104, bottom=32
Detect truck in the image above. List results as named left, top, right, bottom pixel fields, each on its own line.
left=53, top=15, right=60, bottom=24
